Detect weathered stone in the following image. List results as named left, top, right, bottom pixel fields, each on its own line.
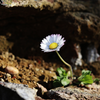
left=0, top=81, right=37, bottom=100
left=0, top=0, right=100, bottom=62
left=47, top=84, right=100, bottom=100
left=73, top=0, right=100, bottom=17
left=0, top=36, right=13, bottom=53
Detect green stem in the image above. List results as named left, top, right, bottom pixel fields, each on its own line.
left=56, top=51, right=73, bottom=80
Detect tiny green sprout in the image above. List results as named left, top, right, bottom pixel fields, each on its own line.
left=78, top=70, right=93, bottom=85
left=53, top=67, right=70, bottom=87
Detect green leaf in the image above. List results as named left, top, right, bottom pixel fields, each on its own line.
left=82, top=70, right=91, bottom=75
left=63, top=71, right=68, bottom=76
left=61, top=77, right=70, bottom=86
left=56, top=67, right=66, bottom=77
left=79, top=75, right=93, bottom=85
left=78, top=70, right=93, bottom=85
left=53, top=67, right=70, bottom=87
left=57, top=76, right=61, bottom=81
left=78, top=70, right=91, bottom=80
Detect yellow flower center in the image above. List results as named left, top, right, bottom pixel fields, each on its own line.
left=49, top=42, right=58, bottom=49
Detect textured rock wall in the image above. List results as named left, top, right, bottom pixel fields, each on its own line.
left=0, top=0, right=100, bottom=63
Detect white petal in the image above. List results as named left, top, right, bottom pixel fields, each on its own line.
left=59, top=38, right=65, bottom=46
left=48, top=35, right=54, bottom=43
left=46, top=35, right=52, bottom=44
left=40, top=44, right=47, bottom=49
left=56, top=34, right=62, bottom=43
left=56, top=48, right=60, bottom=51
left=42, top=38, right=50, bottom=45
left=51, top=34, right=57, bottom=42
left=44, top=49, right=52, bottom=52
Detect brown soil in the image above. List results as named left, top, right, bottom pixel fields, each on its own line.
left=0, top=52, right=66, bottom=88
left=0, top=51, right=100, bottom=96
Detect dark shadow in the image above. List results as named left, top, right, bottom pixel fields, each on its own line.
left=0, top=5, right=75, bottom=63
left=0, top=85, right=24, bottom=100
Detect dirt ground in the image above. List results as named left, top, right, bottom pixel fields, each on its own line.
left=0, top=51, right=100, bottom=92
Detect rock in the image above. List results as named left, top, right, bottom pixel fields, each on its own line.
left=71, top=44, right=82, bottom=66
left=0, top=36, right=13, bottom=53
left=74, top=0, right=100, bottom=17
left=85, top=83, right=100, bottom=90
left=86, top=44, right=100, bottom=63
left=0, top=0, right=54, bottom=8
left=0, top=81, right=55, bottom=100
left=47, top=85, right=100, bottom=100
left=37, top=83, right=47, bottom=95
left=0, top=81, right=37, bottom=100
left=1, top=51, right=15, bottom=61
left=0, top=0, right=100, bottom=63
left=88, top=62, right=100, bottom=76
left=0, top=78, right=4, bottom=82
left=5, top=66, right=19, bottom=75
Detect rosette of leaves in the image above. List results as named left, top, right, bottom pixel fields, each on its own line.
left=78, top=70, right=93, bottom=85
left=53, top=67, right=70, bottom=87
left=53, top=67, right=98, bottom=87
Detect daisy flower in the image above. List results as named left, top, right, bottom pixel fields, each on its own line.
left=40, top=34, right=73, bottom=80
left=40, top=34, right=66, bottom=52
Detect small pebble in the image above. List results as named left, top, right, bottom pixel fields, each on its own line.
left=0, top=78, right=4, bottom=82
left=49, top=67, right=54, bottom=71
left=5, top=66, right=19, bottom=75
left=6, top=73, right=11, bottom=77
left=28, top=64, right=34, bottom=69
left=37, top=83, right=47, bottom=93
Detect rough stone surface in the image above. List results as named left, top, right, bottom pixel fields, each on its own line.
left=73, top=0, right=100, bottom=17
left=47, top=84, right=100, bottom=100
left=0, top=0, right=100, bottom=63
left=0, top=81, right=37, bottom=100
